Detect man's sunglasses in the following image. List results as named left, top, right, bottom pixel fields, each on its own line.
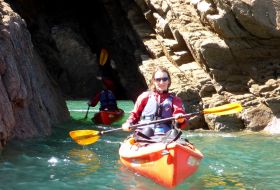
left=154, top=77, right=169, bottom=82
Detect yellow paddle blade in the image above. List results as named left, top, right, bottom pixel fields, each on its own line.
left=203, top=103, right=243, bottom=115
left=69, top=130, right=101, bottom=146
left=99, top=48, right=108, bottom=66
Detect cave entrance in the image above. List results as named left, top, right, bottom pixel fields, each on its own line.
left=7, top=0, right=147, bottom=101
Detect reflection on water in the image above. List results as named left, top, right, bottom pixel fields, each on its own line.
left=200, top=174, right=246, bottom=190
left=68, top=148, right=100, bottom=176
left=1, top=100, right=280, bottom=190
left=117, top=165, right=169, bottom=190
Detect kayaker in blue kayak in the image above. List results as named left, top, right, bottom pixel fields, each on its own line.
left=88, top=78, right=119, bottom=111
left=122, top=66, right=187, bottom=136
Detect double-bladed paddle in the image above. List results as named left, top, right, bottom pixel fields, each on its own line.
left=84, top=48, right=109, bottom=120
left=69, top=102, right=243, bottom=146
left=84, top=105, right=90, bottom=119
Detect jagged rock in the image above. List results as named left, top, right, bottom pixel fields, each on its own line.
left=50, top=25, right=101, bottom=97
left=0, top=0, right=69, bottom=149
left=206, top=114, right=245, bottom=132
left=265, top=96, right=280, bottom=114
left=242, top=104, right=273, bottom=131
left=2, top=0, right=280, bottom=138
left=135, top=0, right=280, bottom=132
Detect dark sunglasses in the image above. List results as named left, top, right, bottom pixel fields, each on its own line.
left=154, top=77, right=169, bottom=82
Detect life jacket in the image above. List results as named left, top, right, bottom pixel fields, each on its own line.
left=139, top=92, right=173, bottom=134
left=99, top=90, right=118, bottom=111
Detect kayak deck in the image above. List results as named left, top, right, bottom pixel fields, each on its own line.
left=119, top=136, right=203, bottom=187
left=92, top=109, right=124, bottom=125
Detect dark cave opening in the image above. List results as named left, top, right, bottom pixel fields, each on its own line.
left=7, top=0, right=148, bottom=101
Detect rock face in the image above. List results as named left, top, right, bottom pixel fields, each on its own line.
left=1, top=0, right=280, bottom=148
left=0, top=1, right=69, bottom=149
left=125, top=0, right=280, bottom=131
left=7, top=0, right=148, bottom=101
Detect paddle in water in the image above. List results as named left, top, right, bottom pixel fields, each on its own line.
left=69, top=102, right=243, bottom=145
left=84, top=105, right=90, bottom=119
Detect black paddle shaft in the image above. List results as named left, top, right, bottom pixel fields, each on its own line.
left=131, top=112, right=200, bottom=128
left=101, top=112, right=200, bottom=135
left=84, top=105, right=90, bottom=119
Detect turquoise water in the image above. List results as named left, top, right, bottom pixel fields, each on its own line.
left=0, top=100, right=280, bottom=190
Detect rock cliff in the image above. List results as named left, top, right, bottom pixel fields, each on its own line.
left=125, top=0, right=280, bottom=131
left=0, top=0, right=69, bottom=149
left=1, top=0, right=280, bottom=149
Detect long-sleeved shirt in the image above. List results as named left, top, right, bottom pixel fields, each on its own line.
left=88, top=90, right=118, bottom=111
left=126, top=91, right=187, bottom=129
left=88, top=91, right=102, bottom=107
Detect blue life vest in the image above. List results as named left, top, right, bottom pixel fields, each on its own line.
left=140, top=92, right=173, bottom=134
left=99, top=90, right=118, bottom=111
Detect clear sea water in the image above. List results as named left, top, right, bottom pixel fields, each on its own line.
left=0, top=100, right=279, bottom=190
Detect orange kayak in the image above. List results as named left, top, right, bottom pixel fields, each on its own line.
left=92, top=109, right=124, bottom=125
left=119, top=136, right=203, bottom=188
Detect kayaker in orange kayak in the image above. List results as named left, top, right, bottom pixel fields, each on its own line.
left=88, top=78, right=119, bottom=111
left=122, top=66, right=187, bottom=136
